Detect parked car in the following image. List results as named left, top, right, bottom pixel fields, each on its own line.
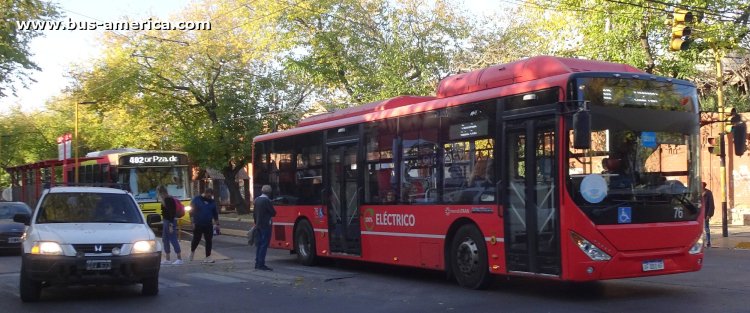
left=14, top=186, right=163, bottom=302
left=0, top=201, right=31, bottom=253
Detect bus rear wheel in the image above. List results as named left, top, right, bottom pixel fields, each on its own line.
left=450, top=224, right=493, bottom=289
left=294, top=219, right=318, bottom=266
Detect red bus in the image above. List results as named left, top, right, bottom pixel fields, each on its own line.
left=5, top=149, right=193, bottom=223
left=252, top=56, right=704, bottom=288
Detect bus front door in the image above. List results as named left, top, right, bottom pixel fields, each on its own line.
left=503, top=116, right=560, bottom=276
left=326, top=142, right=362, bottom=255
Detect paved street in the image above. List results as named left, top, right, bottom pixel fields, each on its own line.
left=1, top=230, right=750, bottom=313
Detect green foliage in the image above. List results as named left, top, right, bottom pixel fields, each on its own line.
left=0, top=0, right=59, bottom=97
left=278, top=0, right=471, bottom=108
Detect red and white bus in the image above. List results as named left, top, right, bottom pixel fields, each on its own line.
left=252, top=56, right=704, bottom=288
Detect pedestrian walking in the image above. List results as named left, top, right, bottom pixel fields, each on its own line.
left=158, top=185, right=183, bottom=265
left=702, top=182, right=715, bottom=247
left=253, top=185, right=276, bottom=271
left=189, top=188, right=219, bottom=263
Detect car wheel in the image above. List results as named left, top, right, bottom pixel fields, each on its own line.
left=294, top=219, right=318, bottom=266
left=141, top=276, right=159, bottom=296
left=450, top=224, right=493, bottom=289
left=19, top=266, right=42, bottom=302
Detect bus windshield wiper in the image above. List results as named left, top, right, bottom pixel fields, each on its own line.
left=671, top=193, right=698, bottom=214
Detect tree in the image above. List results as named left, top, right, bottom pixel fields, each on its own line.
left=71, top=0, right=314, bottom=213
left=276, top=0, right=472, bottom=108
left=0, top=0, right=59, bottom=97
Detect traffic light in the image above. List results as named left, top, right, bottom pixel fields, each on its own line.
left=729, top=111, right=747, bottom=156
left=720, top=107, right=747, bottom=156
left=670, top=9, right=693, bottom=51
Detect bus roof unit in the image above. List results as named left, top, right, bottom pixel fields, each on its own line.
left=436, top=55, right=643, bottom=98
left=297, top=95, right=436, bottom=127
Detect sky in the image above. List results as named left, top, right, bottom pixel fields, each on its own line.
left=0, top=0, right=189, bottom=114
left=1, top=0, right=508, bottom=114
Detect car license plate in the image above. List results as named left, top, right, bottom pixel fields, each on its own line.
left=86, top=260, right=112, bottom=271
left=642, top=260, right=664, bottom=272
left=7, top=237, right=21, bottom=244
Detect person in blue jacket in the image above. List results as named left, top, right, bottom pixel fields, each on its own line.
left=189, top=188, right=219, bottom=263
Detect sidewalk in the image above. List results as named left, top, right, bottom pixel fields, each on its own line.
left=707, top=222, right=750, bottom=249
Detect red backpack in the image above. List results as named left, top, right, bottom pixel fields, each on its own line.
left=172, top=197, right=185, bottom=218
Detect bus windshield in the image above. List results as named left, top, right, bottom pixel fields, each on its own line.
left=567, top=77, right=701, bottom=225
left=119, top=167, right=190, bottom=201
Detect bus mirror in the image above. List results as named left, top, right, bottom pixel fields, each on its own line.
left=573, top=109, right=591, bottom=149
left=731, top=114, right=747, bottom=156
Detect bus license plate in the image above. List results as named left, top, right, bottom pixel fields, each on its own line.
left=642, top=260, right=664, bottom=272
left=8, top=237, right=21, bottom=243
left=86, top=260, right=112, bottom=271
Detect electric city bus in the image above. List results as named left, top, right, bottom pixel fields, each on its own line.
left=252, top=56, right=705, bottom=289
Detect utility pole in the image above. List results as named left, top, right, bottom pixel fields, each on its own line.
left=714, top=49, right=729, bottom=237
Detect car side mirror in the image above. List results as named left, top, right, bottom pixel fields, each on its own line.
left=146, top=214, right=162, bottom=225
left=13, top=213, right=31, bottom=226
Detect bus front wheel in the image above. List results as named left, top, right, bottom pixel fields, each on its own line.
left=450, top=224, right=493, bottom=289
left=294, top=219, right=318, bottom=266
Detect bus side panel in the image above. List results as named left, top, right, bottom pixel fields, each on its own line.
left=269, top=205, right=329, bottom=253
left=358, top=204, right=503, bottom=271
left=472, top=207, right=507, bottom=275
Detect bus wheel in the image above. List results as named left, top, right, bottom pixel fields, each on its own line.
left=294, top=219, right=318, bottom=266
left=450, top=224, right=493, bottom=289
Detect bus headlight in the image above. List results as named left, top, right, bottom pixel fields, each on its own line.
left=571, top=232, right=611, bottom=261
left=689, top=235, right=704, bottom=254
left=31, top=241, right=63, bottom=255
left=132, top=240, right=157, bottom=254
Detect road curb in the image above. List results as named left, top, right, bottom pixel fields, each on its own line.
left=736, top=242, right=750, bottom=250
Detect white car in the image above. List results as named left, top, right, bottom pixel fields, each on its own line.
left=13, top=186, right=163, bottom=302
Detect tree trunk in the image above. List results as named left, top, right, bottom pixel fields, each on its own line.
left=222, top=166, right=249, bottom=214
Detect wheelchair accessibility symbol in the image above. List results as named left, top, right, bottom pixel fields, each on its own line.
left=618, top=207, right=632, bottom=224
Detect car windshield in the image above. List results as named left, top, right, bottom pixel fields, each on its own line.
left=36, top=192, right=142, bottom=224
left=0, top=203, right=32, bottom=219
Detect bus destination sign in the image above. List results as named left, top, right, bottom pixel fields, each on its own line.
left=449, top=119, right=488, bottom=140
left=120, top=154, right=185, bottom=166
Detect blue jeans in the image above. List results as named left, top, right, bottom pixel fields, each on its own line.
left=704, top=219, right=711, bottom=245
left=255, top=226, right=272, bottom=267
left=162, top=219, right=181, bottom=254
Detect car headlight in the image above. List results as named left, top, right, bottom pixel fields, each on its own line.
left=689, top=235, right=704, bottom=254
left=184, top=206, right=192, bottom=213
left=132, top=240, right=157, bottom=254
left=571, top=232, right=611, bottom=261
left=31, top=241, right=63, bottom=255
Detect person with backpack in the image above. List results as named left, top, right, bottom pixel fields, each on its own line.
left=158, top=185, right=184, bottom=265
left=189, top=188, right=219, bottom=263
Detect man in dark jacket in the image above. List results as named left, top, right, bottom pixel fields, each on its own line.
left=253, top=185, right=276, bottom=271
left=189, top=188, right=219, bottom=263
left=703, top=182, right=715, bottom=247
